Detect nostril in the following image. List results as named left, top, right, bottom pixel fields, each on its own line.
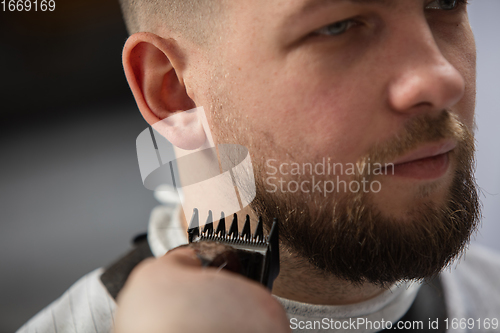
left=414, top=102, right=433, bottom=109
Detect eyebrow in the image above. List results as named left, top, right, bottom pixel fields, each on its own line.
left=279, top=0, right=396, bottom=42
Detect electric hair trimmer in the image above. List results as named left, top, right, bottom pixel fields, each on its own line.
left=187, top=209, right=280, bottom=290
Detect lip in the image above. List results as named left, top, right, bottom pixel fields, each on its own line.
left=391, top=140, right=457, bottom=166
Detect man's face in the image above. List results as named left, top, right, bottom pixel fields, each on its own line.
left=197, top=0, right=479, bottom=284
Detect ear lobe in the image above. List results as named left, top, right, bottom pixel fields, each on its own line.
left=153, top=108, right=208, bottom=150
left=123, top=32, right=205, bottom=150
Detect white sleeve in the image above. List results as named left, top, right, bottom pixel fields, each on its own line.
left=16, top=268, right=116, bottom=333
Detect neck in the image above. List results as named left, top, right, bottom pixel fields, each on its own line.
left=272, top=246, right=386, bottom=305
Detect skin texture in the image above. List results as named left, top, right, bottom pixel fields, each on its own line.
left=118, top=0, right=477, bottom=331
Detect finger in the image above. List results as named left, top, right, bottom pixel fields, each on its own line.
left=162, top=245, right=202, bottom=268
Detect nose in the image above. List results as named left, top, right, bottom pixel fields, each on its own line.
left=387, top=24, right=465, bottom=114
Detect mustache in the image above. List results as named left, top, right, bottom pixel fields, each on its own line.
left=355, top=110, right=470, bottom=177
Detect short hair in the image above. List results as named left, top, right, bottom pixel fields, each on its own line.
left=118, top=0, right=224, bottom=44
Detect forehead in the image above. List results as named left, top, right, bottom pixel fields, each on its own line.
left=283, top=0, right=396, bottom=14
left=228, top=0, right=400, bottom=20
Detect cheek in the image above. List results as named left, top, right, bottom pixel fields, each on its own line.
left=236, top=69, right=379, bottom=164
left=218, top=41, right=387, bottom=165
left=460, top=81, right=476, bottom=131
left=451, top=36, right=476, bottom=130
left=463, top=57, right=476, bottom=129
left=434, top=21, right=476, bottom=128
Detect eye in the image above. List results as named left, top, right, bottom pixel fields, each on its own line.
left=426, top=0, right=468, bottom=11
left=314, top=19, right=357, bottom=36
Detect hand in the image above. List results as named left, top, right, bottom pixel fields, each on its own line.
left=113, top=247, right=291, bottom=333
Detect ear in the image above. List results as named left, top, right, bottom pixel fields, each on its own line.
left=123, top=32, right=206, bottom=150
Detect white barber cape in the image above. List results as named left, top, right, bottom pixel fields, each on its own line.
left=17, top=190, right=500, bottom=333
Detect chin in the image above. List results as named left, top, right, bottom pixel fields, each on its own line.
left=366, top=170, right=455, bottom=220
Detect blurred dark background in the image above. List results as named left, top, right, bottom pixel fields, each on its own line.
left=0, top=1, right=158, bottom=332
left=1, top=1, right=500, bottom=332
left=0, top=0, right=130, bottom=114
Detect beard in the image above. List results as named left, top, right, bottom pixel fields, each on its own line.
left=208, top=75, right=480, bottom=285
left=246, top=110, right=480, bottom=286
